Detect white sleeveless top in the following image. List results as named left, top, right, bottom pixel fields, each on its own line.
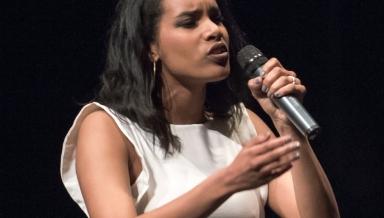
left=60, top=102, right=268, bottom=217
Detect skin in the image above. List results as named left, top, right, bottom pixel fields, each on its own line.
left=150, top=0, right=231, bottom=124
left=76, top=0, right=340, bottom=217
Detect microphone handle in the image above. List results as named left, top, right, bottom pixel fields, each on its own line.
left=254, top=67, right=320, bottom=140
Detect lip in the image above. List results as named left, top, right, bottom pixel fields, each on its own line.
left=207, top=42, right=229, bottom=65
left=208, top=42, right=228, bottom=55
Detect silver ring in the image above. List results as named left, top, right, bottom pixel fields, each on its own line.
left=289, top=76, right=296, bottom=85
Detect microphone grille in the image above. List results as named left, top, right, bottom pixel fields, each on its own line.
left=237, top=45, right=267, bottom=70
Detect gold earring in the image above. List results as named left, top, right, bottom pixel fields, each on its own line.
left=153, top=61, right=156, bottom=76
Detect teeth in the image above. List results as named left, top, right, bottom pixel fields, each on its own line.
left=213, top=47, right=226, bottom=54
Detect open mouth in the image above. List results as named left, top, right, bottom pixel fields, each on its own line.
left=208, top=42, right=228, bottom=55
left=207, top=42, right=229, bottom=65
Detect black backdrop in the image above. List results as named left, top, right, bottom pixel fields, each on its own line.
left=3, top=0, right=384, bottom=217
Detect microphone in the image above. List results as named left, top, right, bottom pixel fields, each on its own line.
left=237, top=45, right=320, bottom=140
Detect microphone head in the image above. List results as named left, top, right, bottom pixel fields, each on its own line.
left=237, top=45, right=268, bottom=71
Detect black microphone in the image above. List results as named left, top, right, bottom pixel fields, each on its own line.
left=237, top=45, right=320, bottom=140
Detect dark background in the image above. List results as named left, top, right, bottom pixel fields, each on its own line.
left=3, top=0, right=384, bottom=217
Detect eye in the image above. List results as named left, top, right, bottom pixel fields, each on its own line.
left=208, top=7, right=224, bottom=24
left=211, top=13, right=224, bottom=24
left=177, top=18, right=198, bottom=28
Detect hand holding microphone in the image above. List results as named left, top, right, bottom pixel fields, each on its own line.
left=237, top=45, right=320, bottom=140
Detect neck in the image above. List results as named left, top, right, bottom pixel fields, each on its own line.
left=162, top=77, right=206, bottom=125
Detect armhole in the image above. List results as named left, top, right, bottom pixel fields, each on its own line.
left=238, top=103, right=269, bottom=206
left=234, top=103, right=258, bottom=141
left=60, top=102, right=150, bottom=216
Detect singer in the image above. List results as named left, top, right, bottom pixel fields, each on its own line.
left=60, top=0, right=339, bottom=217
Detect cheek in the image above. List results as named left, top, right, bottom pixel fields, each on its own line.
left=158, top=31, right=200, bottom=67
left=156, top=25, right=231, bottom=82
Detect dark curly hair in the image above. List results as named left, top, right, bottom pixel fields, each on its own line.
left=98, top=0, right=249, bottom=155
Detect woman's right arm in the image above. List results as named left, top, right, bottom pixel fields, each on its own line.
left=76, top=111, right=300, bottom=218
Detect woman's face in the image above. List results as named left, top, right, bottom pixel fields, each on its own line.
left=151, top=0, right=230, bottom=86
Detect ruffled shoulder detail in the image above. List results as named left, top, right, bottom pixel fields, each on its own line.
left=60, top=102, right=150, bottom=217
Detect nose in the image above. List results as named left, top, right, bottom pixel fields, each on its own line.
left=203, top=19, right=223, bottom=41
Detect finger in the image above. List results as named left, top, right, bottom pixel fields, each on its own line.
left=273, top=84, right=307, bottom=100
left=270, top=163, right=293, bottom=177
left=243, top=132, right=272, bottom=148
left=259, top=147, right=300, bottom=174
left=248, top=76, right=264, bottom=98
left=251, top=140, right=301, bottom=170
left=248, top=135, right=292, bottom=155
left=262, top=68, right=296, bottom=94
left=261, top=58, right=285, bottom=74
left=267, top=75, right=301, bottom=98
left=257, top=163, right=293, bottom=183
left=256, top=174, right=277, bottom=185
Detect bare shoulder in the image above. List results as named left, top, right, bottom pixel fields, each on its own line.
left=77, top=110, right=129, bottom=158
left=79, top=109, right=122, bottom=138
left=76, top=110, right=138, bottom=217
left=79, top=110, right=125, bottom=142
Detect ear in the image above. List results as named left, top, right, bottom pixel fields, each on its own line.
left=149, top=43, right=160, bottom=62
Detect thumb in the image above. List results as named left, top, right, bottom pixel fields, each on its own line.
left=248, top=76, right=264, bottom=98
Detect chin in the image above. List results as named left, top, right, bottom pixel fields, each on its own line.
left=208, top=65, right=230, bottom=82
left=204, top=72, right=230, bottom=84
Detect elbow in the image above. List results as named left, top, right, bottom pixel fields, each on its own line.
left=329, top=204, right=341, bottom=218
left=320, top=202, right=340, bottom=218
left=300, top=200, right=340, bottom=218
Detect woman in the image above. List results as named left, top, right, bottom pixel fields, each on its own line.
left=60, top=0, right=339, bottom=217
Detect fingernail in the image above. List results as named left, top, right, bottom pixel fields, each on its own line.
left=291, top=142, right=300, bottom=148
left=271, top=168, right=280, bottom=174
left=274, top=93, right=281, bottom=98
left=261, top=85, right=269, bottom=93
left=260, top=69, right=266, bottom=77
left=295, top=142, right=301, bottom=148
left=254, top=77, right=261, bottom=85
left=295, top=151, right=300, bottom=158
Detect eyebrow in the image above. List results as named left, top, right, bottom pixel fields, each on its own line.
left=175, top=9, right=203, bottom=19
left=175, top=5, right=220, bottom=19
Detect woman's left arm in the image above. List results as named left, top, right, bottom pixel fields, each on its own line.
left=273, top=126, right=340, bottom=218
left=247, top=58, right=340, bottom=218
